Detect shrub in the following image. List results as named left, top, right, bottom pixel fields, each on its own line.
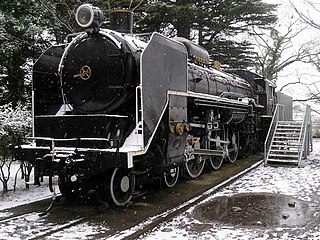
left=0, top=102, right=31, bottom=192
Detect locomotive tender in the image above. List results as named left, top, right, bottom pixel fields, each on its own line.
left=16, top=4, right=280, bottom=206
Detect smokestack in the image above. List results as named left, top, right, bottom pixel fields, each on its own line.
left=110, top=9, right=133, bottom=34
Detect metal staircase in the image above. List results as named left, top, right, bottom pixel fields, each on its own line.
left=264, top=105, right=313, bottom=167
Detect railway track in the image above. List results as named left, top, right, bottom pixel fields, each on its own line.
left=0, top=196, right=99, bottom=240
left=0, top=212, right=86, bottom=240
left=0, top=156, right=262, bottom=239
left=0, top=197, right=53, bottom=222
left=113, top=160, right=263, bottom=240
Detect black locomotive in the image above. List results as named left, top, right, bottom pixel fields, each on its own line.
left=16, top=4, right=287, bottom=206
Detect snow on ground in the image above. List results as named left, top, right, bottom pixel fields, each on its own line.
left=1, top=140, right=320, bottom=239
left=140, top=138, right=320, bottom=240
left=47, top=223, right=110, bottom=240
left=0, top=164, right=59, bottom=211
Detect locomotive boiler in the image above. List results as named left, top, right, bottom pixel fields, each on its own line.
left=16, top=4, right=278, bottom=206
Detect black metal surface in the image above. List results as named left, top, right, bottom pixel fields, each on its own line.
left=63, top=35, right=130, bottom=113
left=169, top=95, right=187, bottom=122
left=14, top=147, right=50, bottom=165
left=166, top=132, right=188, bottom=165
left=35, top=115, right=130, bottom=147
left=110, top=10, right=133, bottom=34
left=174, top=37, right=210, bottom=64
left=16, top=144, right=127, bottom=186
left=224, top=69, right=280, bottom=116
left=33, top=45, right=65, bottom=115
left=141, top=33, right=188, bottom=147
left=225, top=69, right=260, bottom=92
left=188, top=66, right=253, bottom=98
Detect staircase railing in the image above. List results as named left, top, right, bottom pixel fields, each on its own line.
left=264, top=104, right=289, bottom=165
left=297, top=105, right=312, bottom=166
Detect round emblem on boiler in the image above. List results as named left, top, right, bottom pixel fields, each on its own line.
left=79, top=65, right=91, bottom=80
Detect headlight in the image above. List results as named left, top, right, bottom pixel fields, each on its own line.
left=75, top=4, right=104, bottom=29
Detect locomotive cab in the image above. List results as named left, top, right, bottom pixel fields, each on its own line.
left=256, top=77, right=276, bottom=116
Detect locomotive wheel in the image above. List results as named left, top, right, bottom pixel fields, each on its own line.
left=184, top=155, right=205, bottom=178
left=226, top=126, right=239, bottom=163
left=208, top=131, right=225, bottom=170
left=163, top=166, right=180, bottom=188
left=209, top=156, right=224, bottom=170
left=107, top=168, right=132, bottom=206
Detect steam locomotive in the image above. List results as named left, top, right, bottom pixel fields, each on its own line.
left=16, top=4, right=288, bottom=206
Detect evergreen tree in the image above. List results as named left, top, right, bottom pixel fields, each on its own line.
left=0, top=1, right=43, bottom=105
left=202, top=0, right=278, bottom=68
left=135, top=0, right=278, bottom=68
left=0, top=0, right=278, bottom=105
left=0, top=0, right=88, bottom=105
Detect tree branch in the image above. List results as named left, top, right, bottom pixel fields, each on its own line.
left=38, top=0, right=74, bottom=33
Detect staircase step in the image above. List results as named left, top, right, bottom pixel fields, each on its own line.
left=271, top=140, right=300, bottom=143
left=277, top=126, right=302, bottom=129
left=276, top=128, right=301, bottom=131
left=271, top=147, right=299, bottom=150
left=276, top=128, right=301, bottom=133
left=268, top=153, right=298, bottom=158
left=273, top=136, right=299, bottom=140
left=275, top=135, right=299, bottom=140
left=274, top=133, right=300, bottom=136
left=269, top=149, right=298, bottom=153
left=267, top=157, right=299, bottom=161
left=277, top=123, right=302, bottom=126
left=274, top=136, right=300, bottom=139
left=278, top=121, right=303, bottom=124
left=270, top=146, right=300, bottom=150
left=278, top=129, right=300, bottom=132
left=266, top=159, right=299, bottom=164
left=272, top=140, right=300, bottom=144
left=279, top=122, right=299, bottom=125
left=272, top=142, right=300, bottom=146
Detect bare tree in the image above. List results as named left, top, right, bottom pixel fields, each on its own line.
left=253, top=19, right=317, bottom=81
left=287, top=0, right=320, bottom=104
left=289, top=0, right=320, bottom=30
left=313, top=116, right=320, bottom=137
left=253, top=0, right=320, bottom=113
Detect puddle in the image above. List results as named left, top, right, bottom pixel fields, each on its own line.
left=195, top=193, right=318, bottom=227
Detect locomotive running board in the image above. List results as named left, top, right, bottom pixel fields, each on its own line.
left=16, top=138, right=145, bottom=170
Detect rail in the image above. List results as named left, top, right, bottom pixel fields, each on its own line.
left=297, top=105, right=313, bottom=166
left=264, top=104, right=289, bottom=165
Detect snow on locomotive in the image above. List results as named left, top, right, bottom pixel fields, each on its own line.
left=15, top=4, right=281, bottom=206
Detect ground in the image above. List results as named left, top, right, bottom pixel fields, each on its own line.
left=140, top=138, right=320, bottom=240
left=1, top=139, right=319, bottom=239
left=0, top=164, right=59, bottom=212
